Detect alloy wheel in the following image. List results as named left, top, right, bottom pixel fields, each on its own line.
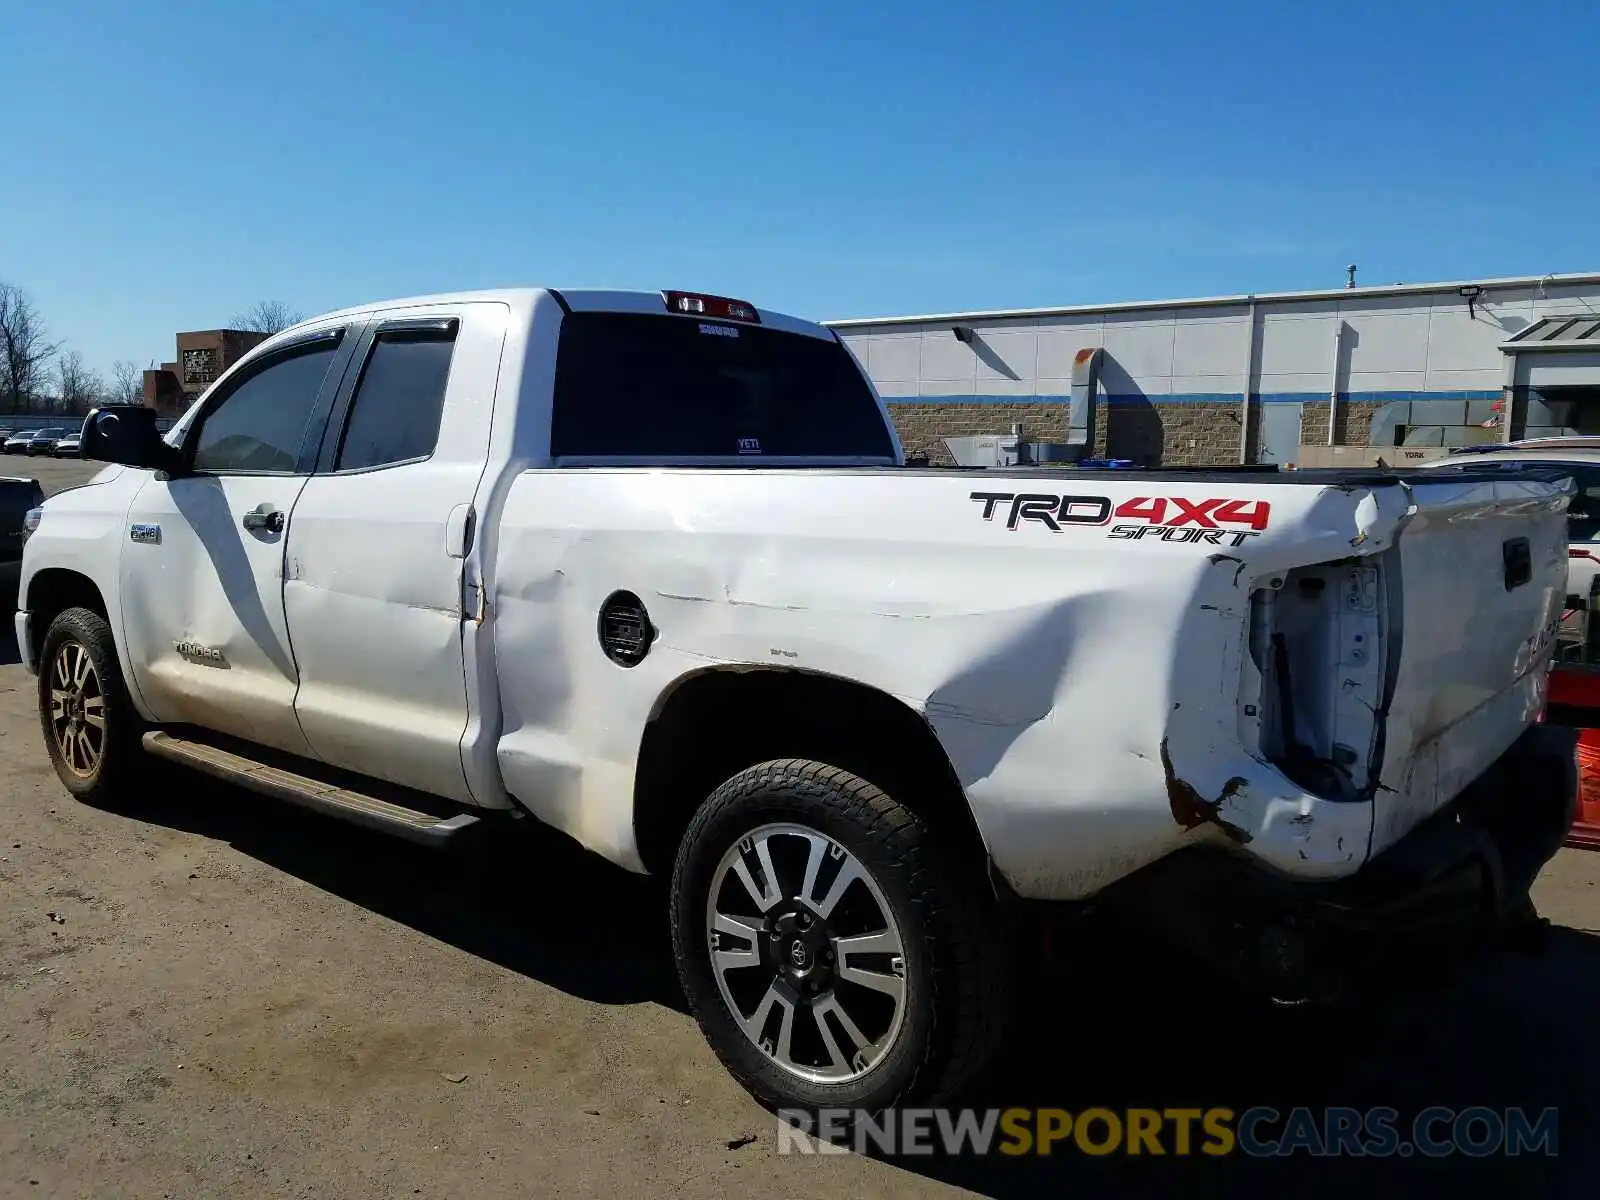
left=49, top=642, right=105, bottom=779
left=705, top=822, right=908, bottom=1084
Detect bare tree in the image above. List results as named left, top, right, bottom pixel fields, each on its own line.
left=229, top=300, right=305, bottom=335
left=109, top=359, right=145, bottom=406
left=0, top=281, right=57, bottom=413
left=55, top=349, right=104, bottom=414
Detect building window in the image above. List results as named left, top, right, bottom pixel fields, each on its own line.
left=182, top=347, right=220, bottom=386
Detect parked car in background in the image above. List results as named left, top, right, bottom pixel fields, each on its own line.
left=3, top=431, right=36, bottom=454
left=52, top=431, right=82, bottom=458
left=23, top=428, right=68, bottom=456
left=0, top=475, right=45, bottom=609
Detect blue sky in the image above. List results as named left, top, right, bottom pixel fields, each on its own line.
left=3, top=0, right=1598, bottom=376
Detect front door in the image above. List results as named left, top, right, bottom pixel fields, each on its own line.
left=118, top=329, right=354, bottom=757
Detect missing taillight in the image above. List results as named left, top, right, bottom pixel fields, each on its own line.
left=1244, top=559, right=1390, bottom=801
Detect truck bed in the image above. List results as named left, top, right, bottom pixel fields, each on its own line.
left=883, top=463, right=1579, bottom=486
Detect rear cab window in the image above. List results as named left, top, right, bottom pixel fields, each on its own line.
left=549, top=312, right=894, bottom=461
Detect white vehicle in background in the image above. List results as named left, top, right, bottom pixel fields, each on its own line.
left=13, top=287, right=1579, bottom=1113
left=1420, top=437, right=1600, bottom=665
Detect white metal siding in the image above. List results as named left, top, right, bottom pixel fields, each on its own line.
left=836, top=280, right=1600, bottom=406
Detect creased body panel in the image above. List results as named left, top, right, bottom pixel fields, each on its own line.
left=489, top=468, right=1568, bottom=899
left=492, top=469, right=1367, bottom=896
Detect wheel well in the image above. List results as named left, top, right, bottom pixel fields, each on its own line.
left=632, top=667, right=993, bottom=883
left=26, top=569, right=108, bottom=663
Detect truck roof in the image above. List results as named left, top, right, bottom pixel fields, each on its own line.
left=276, top=288, right=836, bottom=343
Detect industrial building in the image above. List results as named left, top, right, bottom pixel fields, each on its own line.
left=827, top=271, right=1600, bottom=467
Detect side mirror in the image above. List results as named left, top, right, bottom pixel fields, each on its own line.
left=80, top=406, right=180, bottom=472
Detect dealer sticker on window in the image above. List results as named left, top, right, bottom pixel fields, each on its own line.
left=699, top=323, right=740, bottom=338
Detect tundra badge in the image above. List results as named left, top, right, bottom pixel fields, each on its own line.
left=174, top=640, right=226, bottom=665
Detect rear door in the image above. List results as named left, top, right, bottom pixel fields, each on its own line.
left=282, top=303, right=506, bottom=803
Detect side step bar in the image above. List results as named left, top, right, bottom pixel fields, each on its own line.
left=142, top=731, right=482, bottom=847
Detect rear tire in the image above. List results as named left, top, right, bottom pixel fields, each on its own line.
left=37, top=607, right=148, bottom=806
left=670, top=758, right=1013, bottom=1112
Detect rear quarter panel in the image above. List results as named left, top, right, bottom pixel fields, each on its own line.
left=488, top=468, right=1380, bottom=895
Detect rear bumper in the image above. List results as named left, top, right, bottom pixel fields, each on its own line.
left=1107, top=723, right=1577, bottom=1000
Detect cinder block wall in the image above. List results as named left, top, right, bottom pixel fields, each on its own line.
left=1299, top=400, right=1383, bottom=449
left=890, top=402, right=1067, bottom=463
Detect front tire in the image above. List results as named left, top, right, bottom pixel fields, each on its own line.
left=670, top=759, right=1012, bottom=1112
left=38, top=607, right=147, bottom=805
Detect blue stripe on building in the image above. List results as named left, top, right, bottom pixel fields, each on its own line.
left=885, top=390, right=1503, bottom=406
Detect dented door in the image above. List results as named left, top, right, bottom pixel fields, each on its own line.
left=281, top=304, right=506, bottom=804
left=120, top=473, right=316, bottom=756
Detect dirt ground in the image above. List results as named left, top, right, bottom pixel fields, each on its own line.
left=3, top=459, right=1599, bottom=1198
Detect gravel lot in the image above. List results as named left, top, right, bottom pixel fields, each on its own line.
left=3, top=457, right=1599, bottom=1197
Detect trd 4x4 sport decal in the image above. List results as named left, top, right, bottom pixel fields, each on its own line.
left=970, top=492, right=1271, bottom=547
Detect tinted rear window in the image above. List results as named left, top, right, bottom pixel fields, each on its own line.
left=549, top=313, right=893, bottom=459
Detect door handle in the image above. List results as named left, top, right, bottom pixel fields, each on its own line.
left=242, top=504, right=285, bottom=535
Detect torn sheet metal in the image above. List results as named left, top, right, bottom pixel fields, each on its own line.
left=490, top=467, right=1567, bottom=900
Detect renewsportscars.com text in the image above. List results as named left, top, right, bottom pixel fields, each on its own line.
left=777, top=1106, right=1559, bottom=1159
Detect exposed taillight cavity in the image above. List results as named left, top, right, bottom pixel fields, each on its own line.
left=663, top=291, right=761, bottom=323
left=1241, top=557, right=1390, bottom=801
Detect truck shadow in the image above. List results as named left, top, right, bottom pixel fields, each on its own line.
left=867, top=917, right=1600, bottom=1198
left=114, top=769, right=686, bottom=1010
left=95, top=769, right=1600, bottom=1199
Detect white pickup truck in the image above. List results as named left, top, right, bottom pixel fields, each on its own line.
left=16, top=288, right=1578, bottom=1112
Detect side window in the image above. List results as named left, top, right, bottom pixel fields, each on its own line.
left=192, top=341, right=340, bottom=474
left=335, top=326, right=456, bottom=471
